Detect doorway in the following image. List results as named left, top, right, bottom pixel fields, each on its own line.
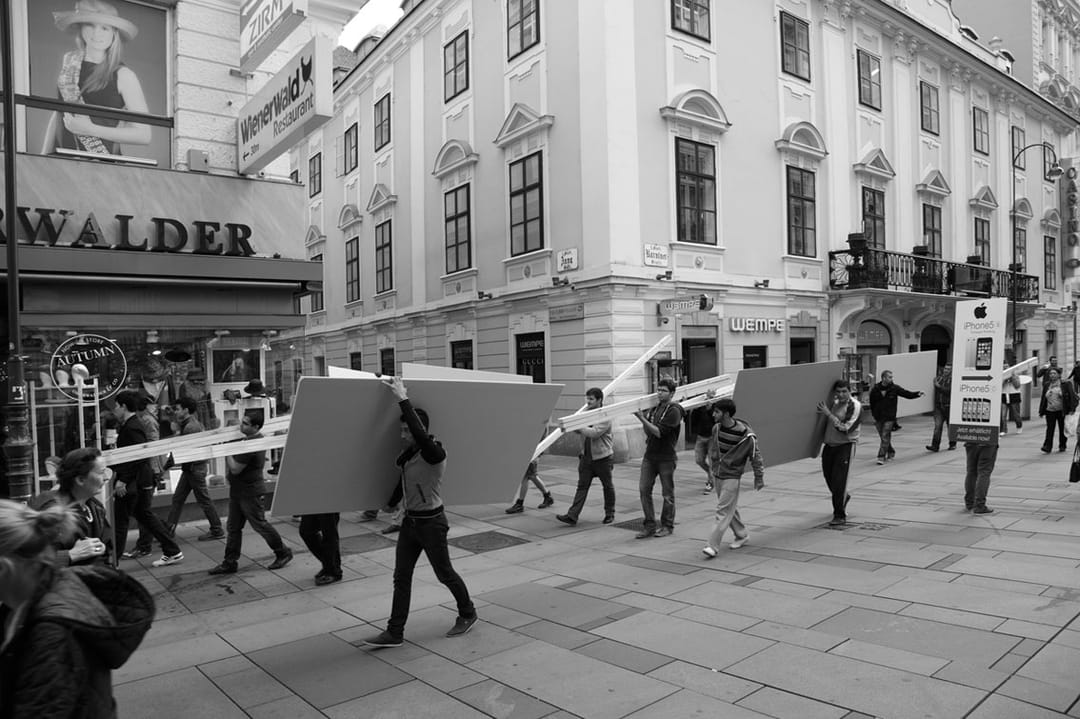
left=682, top=338, right=718, bottom=383
left=790, top=338, right=815, bottom=364
left=920, top=324, right=951, bottom=367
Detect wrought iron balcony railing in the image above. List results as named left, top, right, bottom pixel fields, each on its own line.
left=828, top=247, right=1039, bottom=301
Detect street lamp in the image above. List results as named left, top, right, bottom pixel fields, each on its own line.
left=1010, top=142, right=1063, bottom=363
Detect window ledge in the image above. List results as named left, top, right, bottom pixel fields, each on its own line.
left=670, top=240, right=723, bottom=254
left=373, top=289, right=397, bottom=300
left=440, top=267, right=478, bottom=281
left=502, top=248, right=552, bottom=265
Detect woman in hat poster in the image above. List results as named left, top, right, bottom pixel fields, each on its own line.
left=41, top=0, right=151, bottom=156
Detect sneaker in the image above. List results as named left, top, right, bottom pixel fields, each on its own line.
left=1016, top=427, right=1023, bottom=434
left=198, top=530, right=225, bottom=541
left=730, top=537, right=748, bottom=549
left=948, top=444, right=957, bottom=450
left=653, top=527, right=673, bottom=538
left=876, top=458, right=886, bottom=465
left=538, top=493, right=554, bottom=509
left=925, top=445, right=939, bottom=452
left=555, top=514, right=577, bottom=526
left=446, top=614, right=478, bottom=637
left=972, top=506, right=994, bottom=514
left=635, top=527, right=656, bottom=539
left=704, top=482, right=714, bottom=493
left=363, top=631, right=403, bottom=648
left=208, top=562, right=238, bottom=575
left=151, top=552, right=184, bottom=567
left=315, top=573, right=342, bottom=586
left=602, top=515, right=615, bottom=525
left=828, top=516, right=847, bottom=527
left=504, top=501, right=524, bottom=514
left=381, top=524, right=401, bottom=534
left=702, top=546, right=718, bottom=559
left=267, top=549, right=293, bottom=570
left=1041, top=447, right=1052, bottom=454
left=999, top=432, right=1007, bottom=437
left=120, top=548, right=151, bottom=560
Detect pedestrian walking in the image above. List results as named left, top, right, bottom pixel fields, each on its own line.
left=164, top=397, right=224, bottom=541
left=556, top=387, right=616, bottom=526
left=868, top=370, right=923, bottom=464
left=817, top=379, right=862, bottom=526
left=701, top=398, right=764, bottom=558
left=926, top=363, right=957, bottom=452
left=689, top=401, right=716, bottom=493
left=1000, top=371, right=1022, bottom=436
left=504, top=457, right=554, bottom=514
left=29, top=447, right=113, bottom=567
left=1039, top=367, right=1077, bottom=453
left=299, top=513, right=342, bottom=585
left=633, top=377, right=684, bottom=538
left=208, top=411, right=293, bottom=574
left=364, top=376, right=477, bottom=648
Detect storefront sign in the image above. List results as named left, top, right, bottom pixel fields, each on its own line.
left=949, top=298, right=1006, bottom=444
left=549, top=304, right=584, bottom=322
left=557, top=248, right=578, bottom=272
left=50, top=334, right=128, bottom=401
left=238, top=35, right=333, bottom=174
left=240, top=0, right=309, bottom=73
left=729, top=318, right=785, bottom=332
left=1062, top=164, right=1080, bottom=269
left=0, top=207, right=257, bottom=256
left=658, top=297, right=704, bottom=315
left=643, top=243, right=669, bottom=267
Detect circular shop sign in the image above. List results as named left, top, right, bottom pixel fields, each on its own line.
left=51, top=334, right=128, bottom=401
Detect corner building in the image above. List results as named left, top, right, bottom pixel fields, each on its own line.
left=291, top=0, right=1078, bottom=452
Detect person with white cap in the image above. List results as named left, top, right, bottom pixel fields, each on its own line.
left=43, top=0, right=152, bottom=156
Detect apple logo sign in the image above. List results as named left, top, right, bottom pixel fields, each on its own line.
left=974, top=303, right=988, bottom=319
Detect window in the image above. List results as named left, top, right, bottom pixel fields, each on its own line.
left=375, top=220, right=393, bottom=293
left=344, top=123, right=358, bottom=174
left=507, top=0, right=540, bottom=59
left=1013, top=227, right=1026, bottom=270
left=445, top=185, right=471, bottom=273
left=919, top=82, right=939, bottom=135
left=509, top=152, right=544, bottom=256
left=515, top=332, right=546, bottom=382
left=380, top=348, right=395, bottom=376
left=374, top=94, right=391, bottom=151
left=349, top=352, right=363, bottom=370
left=309, top=254, right=324, bottom=312
left=1045, top=235, right=1057, bottom=290
left=450, top=340, right=473, bottom=369
left=444, top=32, right=469, bottom=101
left=345, top=237, right=360, bottom=302
left=743, top=346, right=767, bottom=369
left=922, top=204, right=942, bottom=257
left=857, top=50, right=881, bottom=110
left=672, top=0, right=710, bottom=41
left=1011, top=126, right=1025, bottom=169
left=676, top=138, right=717, bottom=245
left=974, top=218, right=990, bottom=265
left=308, top=153, right=322, bottom=197
left=780, top=12, right=810, bottom=80
left=861, top=187, right=885, bottom=249
left=1044, top=143, right=1057, bottom=180
left=786, top=166, right=815, bottom=257
left=973, top=107, right=990, bottom=155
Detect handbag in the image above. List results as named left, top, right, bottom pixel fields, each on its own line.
left=1066, top=411, right=1079, bottom=439
left=1070, top=445, right=1080, bottom=483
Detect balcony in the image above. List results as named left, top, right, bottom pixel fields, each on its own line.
left=828, top=246, right=1039, bottom=301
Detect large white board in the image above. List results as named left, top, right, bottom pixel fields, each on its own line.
left=875, top=350, right=936, bottom=418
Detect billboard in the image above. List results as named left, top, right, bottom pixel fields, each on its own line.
left=949, top=298, right=1007, bottom=445
left=240, top=0, right=309, bottom=73
left=26, top=0, right=170, bottom=167
left=237, top=35, right=332, bottom=174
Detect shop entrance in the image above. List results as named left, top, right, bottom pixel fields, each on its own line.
left=790, top=338, right=815, bottom=364
left=920, top=324, right=951, bottom=367
left=854, top=319, right=893, bottom=394
left=681, top=338, right=718, bottom=383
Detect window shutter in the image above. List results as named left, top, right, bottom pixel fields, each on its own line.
left=334, top=135, right=344, bottom=177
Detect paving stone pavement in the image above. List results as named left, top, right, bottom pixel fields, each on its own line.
left=113, top=415, right=1080, bottom=718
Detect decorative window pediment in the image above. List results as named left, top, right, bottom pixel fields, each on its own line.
left=1042, top=207, right=1062, bottom=231
left=853, top=148, right=895, bottom=181
left=968, top=185, right=998, bottom=211
left=774, top=120, right=827, bottom=160
left=1012, top=197, right=1034, bottom=221
left=366, top=183, right=397, bottom=214
left=337, top=204, right=362, bottom=230
left=432, top=139, right=479, bottom=179
left=660, top=89, right=731, bottom=134
left=494, top=103, right=554, bottom=148
left=304, top=225, right=324, bottom=246
left=915, top=169, right=951, bottom=198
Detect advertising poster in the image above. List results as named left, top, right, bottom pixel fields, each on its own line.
left=26, top=0, right=170, bottom=166
left=949, top=298, right=1006, bottom=445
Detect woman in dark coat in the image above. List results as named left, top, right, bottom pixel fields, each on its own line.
left=29, top=447, right=113, bottom=566
left=0, top=500, right=154, bottom=718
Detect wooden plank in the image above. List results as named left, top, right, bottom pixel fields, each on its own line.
left=103, top=415, right=290, bottom=464
left=554, top=375, right=734, bottom=433
left=1003, top=356, right=1037, bottom=380
left=171, top=434, right=287, bottom=463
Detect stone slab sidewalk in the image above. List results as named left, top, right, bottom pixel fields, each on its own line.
left=113, top=415, right=1080, bottom=718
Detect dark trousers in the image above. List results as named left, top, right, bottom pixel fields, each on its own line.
left=821, top=443, right=853, bottom=519
left=964, top=443, right=997, bottom=509
left=223, top=494, right=286, bottom=565
left=639, top=457, right=676, bottom=531
left=388, top=511, right=474, bottom=638
left=566, top=456, right=615, bottom=521
left=1043, top=411, right=1067, bottom=451
left=116, top=486, right=180, bottom=558
left=999, top=400, right=1022, bottom=432
left=165, top=468, right=222, bottom=533
left=930, top=407, right=954, bottom=449
left=299, top=513, right=341, bottom=577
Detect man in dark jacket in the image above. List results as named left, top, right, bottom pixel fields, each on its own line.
left=164, top=397, right=224, bottom=540
left=869, top=371, right=923, bottom=464
left=633, top=378, right=684, bottom=538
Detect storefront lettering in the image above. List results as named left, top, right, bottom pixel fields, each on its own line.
left=50, top=334, right=128, bottom=401
left=0, top=206, right=257, bottom=256
left=729, top=318, right=785, bottom=332
left=1065, top=167, right=1079, bottom=248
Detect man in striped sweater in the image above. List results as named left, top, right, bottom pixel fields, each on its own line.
left=701, top=398, right=765, bottom=558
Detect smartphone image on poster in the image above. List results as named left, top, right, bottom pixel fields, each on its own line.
left=975, top=337, right=993, bottom=370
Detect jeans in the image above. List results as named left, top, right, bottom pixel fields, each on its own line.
left=1043, top=411, right=1067, bottom=451
left=639, top=457, right=676, bottom=531
left=694, top=437, right=711, bottom=478
left=874, top=420, right=895, bottom=460
left=964, top=443, right=997, bottom=509
left=116, top=485, right=180, bottom=558
left=388, top=511, right=474, bottom=637
left=706, top=477, right=747, bottom=550
left=165, top=467, right=222, bottom=533
left=566, top=456, right=615, bottom=521
left=999, top=400, right=1022, bottom=432
left=930, top=407, right=954, bottom=449
left=223, top=494, right=286, bottom=565
left=821, top=443, right=853, bottom=519
left=299, top=513, right=341, bottom=577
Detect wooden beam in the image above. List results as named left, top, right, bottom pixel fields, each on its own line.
left=1002, top=356, right=1037, bottom=380
left=171, top=434, right=287, bottom=464
left=554, top=375, right=734, bottom=433
left=103, top=415, right=290, bottom=465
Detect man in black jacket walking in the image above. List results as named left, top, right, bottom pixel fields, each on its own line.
left=869, top=371, right=923, bottom=465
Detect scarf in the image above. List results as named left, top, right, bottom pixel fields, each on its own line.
left=57, top=50, right=109, bottom=154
